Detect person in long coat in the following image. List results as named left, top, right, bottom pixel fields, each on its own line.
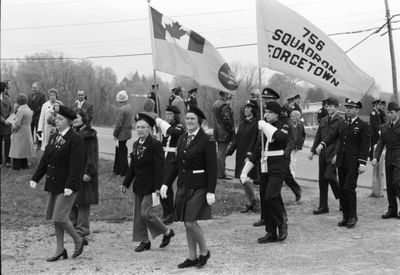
left=161, top=106, right=217, bottom=268
left=113, top=90, right=133, bottom=176
left=227, top=100, right=259, bottom=213
left=121, top=112, right=174, bottom=252
left=70, top=108, right=99, bottom=237
left=0, top=81, right=13, bottom=167
left=27, top=82, right=46, bottom=148
left=30, top=105, right=87, bottom=261
left=9, top=94, right=35, bottom=170
left=38, top=88, right=62, bottom=150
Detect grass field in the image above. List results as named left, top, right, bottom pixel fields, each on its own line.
left=1, top=156, right=249, bottom=230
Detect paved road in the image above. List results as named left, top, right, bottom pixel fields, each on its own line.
left=94, top=126, right=377, bottom=190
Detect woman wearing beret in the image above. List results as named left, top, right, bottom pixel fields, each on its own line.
left=30, top=105, right=87, bottom=261
left=121, top=112, right=174, bottom=252
left=160, top=106, right=217, bottom=268
left=70, top=108, right=99, bottom=238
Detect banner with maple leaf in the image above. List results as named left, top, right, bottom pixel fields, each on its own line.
left=256, top=0, right=375, bottom=101
left=149, top=6, right=238, bottom=93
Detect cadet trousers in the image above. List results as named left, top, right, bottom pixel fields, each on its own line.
left=70, top=204, right=91, bottom=237
left=318, top=152, right=340, bottom=209
left=385, top=153, right=400, bottom=214
left=338, top=166, right=359, bottom=219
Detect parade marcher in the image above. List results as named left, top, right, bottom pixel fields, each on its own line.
left=185, top=88, right=198, bottom=109
left=122, top=112, right=174, bottom=252
left=379, top=100, right=387, bottom=125
left=330, top=98, right=370, bottom=228
left=113, top=90, right=133, bottom=176
left=0, top=81, right=13, bottom=167
left=281, top=96, right=294, bottom=119
left=148, top=84, right=161, bottom=115
left=38, top=88, right=62, bottom=150
left=155, top=105, right=185, bottom=225
left=27, top=82, right=47, bottom=148
left=70, top=108, right=99, bottom=237
left=293, top=94, right=302, bottom=114
left=227, top=100, right=259, bottom=213
left=170, top=87, right=187, bottom=124
left=317, top=99, right=328, bottom=125
left=372, top=101, right=400, bottom=219
left=239, top=89, right=261, bottom=122
left=72, top=89, right=94, bottom=125
left=9, top=94, right=36, bottom=170
left=30, top=105, right=87, bottom=261
left=161, top=106, right=217, bottom=268
left=241, top=101, right=290, bottom=243
left=289, top=110, right=306, bottom=178
left=309, top=97, right=342, bottom=215
left=212, top=91, right=235, bottom=180
left=369, top=99, right=381, bottom=160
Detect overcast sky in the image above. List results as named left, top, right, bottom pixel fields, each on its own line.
left=1, top=0, right=399, bottom=94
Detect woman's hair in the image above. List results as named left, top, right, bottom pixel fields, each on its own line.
left=75, top=108, right=89, bottom=125
left=174, top=113, right=181, bottom=124
left=16, top=93, right=28, bottom=105
left=48, top=88, right=58, bottom=98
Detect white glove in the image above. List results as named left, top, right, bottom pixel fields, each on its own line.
left=160, top=184, right=168, bottom=199
left=240, top=173, right=249, bottom=184
left=371, top=158, right=377, bottom=166
left=258, top=120, right=277, bottom=140
left=155, top=117, right=163, bottom=128
left=240, top=160, right=255, bottom=184
left=64, top=188, right=73, bottom=196
left=30, top=180, right=37, bottom=189
left=206, top=193, right=215, bottom=206
left=358, top=165, right=366, bottom=174
left=316, top=144, right=324, bottom=155
left=156, top=118, right=171, bottom=136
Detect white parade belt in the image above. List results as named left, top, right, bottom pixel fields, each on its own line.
left=264, top=150, right=284, bottom=158
left=192, top=170, right=204, bottom=174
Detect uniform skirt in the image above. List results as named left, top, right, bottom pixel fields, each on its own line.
left=174, top=185, right=212, bottom=222
left=46, top=192, right=77, bottom=223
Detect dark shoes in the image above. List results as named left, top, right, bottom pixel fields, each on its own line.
left=313, top=207, right=329, bottom=215
left=257, top=232, right=278, bottom=243
left=47, top=249, right=68, bottom=262
left=338, top=218, right=348, bottom=227
left=162, top=214, right=174, bottom=225
left=218, top=175, right=232, bottom=180
left=72, top=238, right=87, bottom=259
left=295, top=191, right=301, bottom=202
left=160, top=229, right=175, bottom=248
left=346, top=217, right=357, bottom=228
left=135, top=241, right=151, bottom=252
left=196, top=250, right=210, bottom=268
left=253, top=219, right=266, bottom=227
left=278, top=223, right=288, bottom=241
left=178, top=258, right=199, bottom=268
left=381, top=211, right=398, bottom=219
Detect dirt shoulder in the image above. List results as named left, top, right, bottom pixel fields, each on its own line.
left=2, top=180, right=399, bottom=274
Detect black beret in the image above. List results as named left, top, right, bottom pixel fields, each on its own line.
left=387, top=101, right=400, bottom=111
left=57, top=105, right=77, bottom=121
left=287, top=97, right=294, bottom=102
left=187, top=105, right=206, bottom=120
left=188, top=88, right=198, bottom=94
left=262, top=88, right=280, bottom=99
left=166, top=105, right=181, bottom=114
left=244, top=100, right=257, bottom=109
left=293, top=94, right=300, bottom=100
left=372, top=99, right=380, bottom=105
left=344, top=98, right=362, bottom=109
left=135, top=112, right=155, bottom=127
left=325, top=97, right=339, bottom=106
left=266, top=101, right=282, bottom=115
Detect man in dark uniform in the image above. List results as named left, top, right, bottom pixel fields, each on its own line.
left=281, top=97, right=294, bottom=119
left=293, top=94, right=302, bottom=114
left=155, top=105, right=185, bottom=224
left=372, top=101, right=400, bottom=219
left=379, top=100, right=387, bottom=125
left=185, top=88, right=198, bottom=108
left=28, top=82, right=47, bottom=148
left=309, top=97, right=342, bottom=214
left=330, top=98, right=370, bottom=228
left=369, top=99, right=381, bottom=160
left=317, top=99, right=328, bottom=125
left=241, top=101, right=290, bottom=243
left=148, top=84, right=161, bottom=114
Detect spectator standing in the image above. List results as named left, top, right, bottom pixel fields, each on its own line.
left=316, top=99, right=328, bottom=125
left=212, top=91, right=235, bottom=179
left=369, top=99, right=381, bottom=160
left=289, top=110, right=306, bottom=178
left=293, top=94, right=302, bottom=114
left=9, top=94, right=35, bottom=170
left=148, top=84, right=161, bottom=115
left=27, top=82, right=46, bottom=148
left=185, top=88, right=198, bottom=109
left=170, top=87, right=186, bottom=124
left=72, top=90, right=94, bottom=125
left=0, top=81, right=13, bottom=167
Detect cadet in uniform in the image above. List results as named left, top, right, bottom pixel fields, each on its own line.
left=331, top=98, right=370, bottom=228
left=379, top=100, right=387, bottom=125
left=161, top=106, right=217, bottom=268
left=241, top=101, right=290, bottom=243
left=309, top=97, right=342, bottom=214
left=369, top=99, right=381, bottom=160
left=155, top=105, right=185, bottom=225
left=317, top=99, right=328, bottom=125
left=372, top=101, right=400, bottom=219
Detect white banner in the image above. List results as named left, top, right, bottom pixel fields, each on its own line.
left=256, top=0, right=375, bottom=101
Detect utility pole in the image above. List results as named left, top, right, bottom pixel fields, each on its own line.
left=384, top=0, right=398, bottom=103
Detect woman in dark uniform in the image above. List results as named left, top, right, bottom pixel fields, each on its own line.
left=30, top=105, right=87, bottom=261
left=160, top=106, right=217, bottom=269
left=121, top=112, right=174, bottom=252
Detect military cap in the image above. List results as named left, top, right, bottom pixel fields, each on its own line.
left=380, top=100, right=386, bottom=105
left=188, top=88, right=198, bottom=94
left=325, top=97, right=339, bottom=107
left=387, top=101, right=400, bottom=111
left=262, top=88, right=280, bottom=99
left=187, top=105, right=206, bottom=120
left=293, top=94, right=301, bottom=100
left=244, top=100, right=257, bottom=109
left=265, top=101, right=282, bottom=115
left=57, top=105, right=77, bottom=121
left=344, top=98, right=362, bottom=109
left=166, top=105, right=181, bottom=114
left=135, top=112, right=156, bottom=127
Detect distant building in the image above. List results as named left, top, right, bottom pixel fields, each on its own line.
left=302, top=102, right=323, bottom=126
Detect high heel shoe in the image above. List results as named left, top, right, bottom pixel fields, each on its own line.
left=72, top=238, right=85, bottom=259
left=47, top=249, right=68, bottom=262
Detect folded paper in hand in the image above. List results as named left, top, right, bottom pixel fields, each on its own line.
left=152, top=192, right=160, bottom=207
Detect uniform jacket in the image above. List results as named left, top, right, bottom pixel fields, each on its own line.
left=9, top=104, right=35, bottom=159
left=113, top=102, right=133, bottom=141
left=379, top=109, right=386, bottom=125
left=212, top=98, right=235, bottom=143
left=311, top=114, right=343, bottom=162
left=31, top=128, right=86, bottom=194
left=164, top=128, right=217, bottom=193
left=185, top=95, right=197, bottom=108
left=122, top=135, right=164, bottom=195
left=28, top=92, right=47, bottom=126
left=162, top=121, right=185, bottom=162
left=75, top=126, right=99, bottom=205
left=370, top=107, right=381, bottom=145
left=293, top=123, right=306, bottom=150
left=317, top=107, right=328, bottom=124
left=72, top=100, right=94, bottom=123
left=0, top=93, right=13, bottom=136
left=374, top=119, right=400, bottom=166
left=331, top=117, right=370, bottom=168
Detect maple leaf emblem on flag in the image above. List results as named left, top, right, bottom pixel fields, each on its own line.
left=165, top=22, right=186, bottom=39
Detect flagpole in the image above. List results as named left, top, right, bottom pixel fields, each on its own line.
left=258, top=67, right=266, bottom=172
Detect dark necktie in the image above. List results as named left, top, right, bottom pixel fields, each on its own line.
left=186, top=134, right=194, bottom=147
left=391, top=122, right=394, bottom=128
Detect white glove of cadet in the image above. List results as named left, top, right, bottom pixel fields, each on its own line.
left=30, top=180, right=37, bottom=189
left=64, top=188, right=73, bottom=196
left=160, top=184, right=168, bottom=199
left=240, top=160, right=255, bottom=184
left=206, top=193, right=215, bottom=206
left=240, top=173, right=249, bottom=184
left=258, top=120, right=277, bottom=140
left=155, top=117, right=163, bottom=128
